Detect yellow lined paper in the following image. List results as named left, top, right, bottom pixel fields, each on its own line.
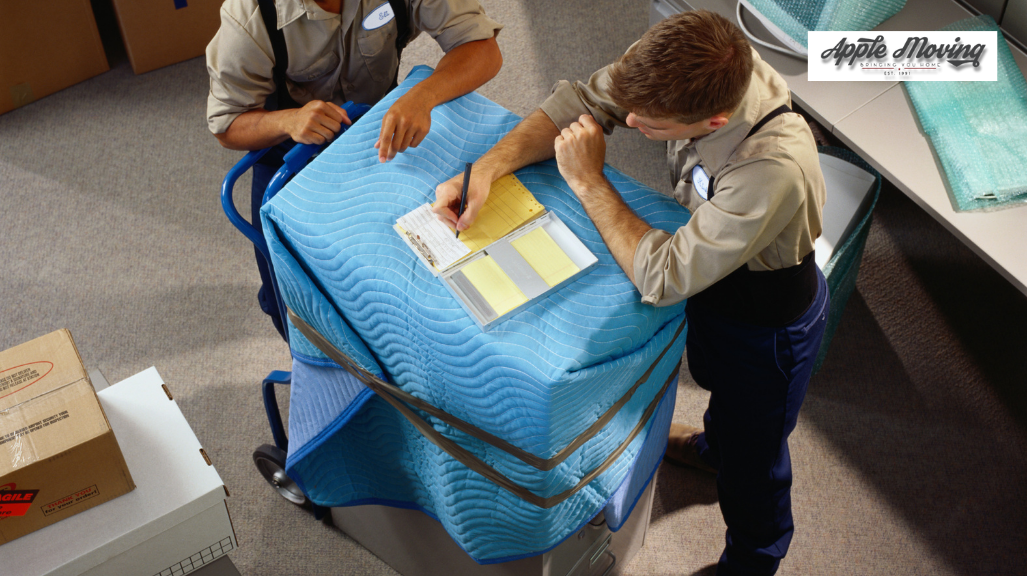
left=458, top=174, right=544, bottom=252
left=511, top=227, right=580, bottom=287
left=461, top=256, right=528, bottom=316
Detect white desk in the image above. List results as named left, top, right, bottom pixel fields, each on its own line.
left=656, top=0, right=1027, bottom=297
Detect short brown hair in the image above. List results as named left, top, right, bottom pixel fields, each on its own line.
left=608, top=10, right=753, bottom=124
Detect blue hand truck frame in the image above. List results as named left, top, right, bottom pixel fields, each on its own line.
left=219, top=101, right=372, bottom=520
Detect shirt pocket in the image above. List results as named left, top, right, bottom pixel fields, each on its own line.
left=357, top=23, right=398, bottom=83
left=292, top=50, right=340, bottom=83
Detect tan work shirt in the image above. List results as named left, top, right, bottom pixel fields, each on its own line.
left=206, top=0, right=502, bottom=134
left=540, top=49, right=825, bottom=308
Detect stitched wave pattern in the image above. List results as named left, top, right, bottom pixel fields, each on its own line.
left=262, top=66, right=690, bottom=562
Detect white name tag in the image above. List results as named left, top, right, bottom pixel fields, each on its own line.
left=692, top=164, right=710, bottom=200
left=362, top=2, right=395, bottom=30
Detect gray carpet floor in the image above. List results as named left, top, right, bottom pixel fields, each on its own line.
left=2, top=1, right=1026, bottom=574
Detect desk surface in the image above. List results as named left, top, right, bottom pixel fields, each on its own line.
left=676, top=0, right=1027, bottom=297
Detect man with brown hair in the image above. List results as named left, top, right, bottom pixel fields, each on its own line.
left=434, top=9, right=827, bottom=575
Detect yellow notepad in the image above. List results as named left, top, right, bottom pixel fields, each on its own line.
left=458, top=174, right=544, bottom=253
left=511, top=227, right=580, bottom=287
left=394, top=172, right=597, bottom=330
left=460, top=256, right=528, bottom=316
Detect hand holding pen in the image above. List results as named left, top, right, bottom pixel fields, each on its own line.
left=433, top=161, right=490, bottom=233
left=456, top=162, right=472, bottom=238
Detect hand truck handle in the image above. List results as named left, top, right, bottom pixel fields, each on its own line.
left=221, top=100, right=372, bottom=261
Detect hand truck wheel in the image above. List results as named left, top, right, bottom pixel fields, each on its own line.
left=253, top=443, right=308, bottom=507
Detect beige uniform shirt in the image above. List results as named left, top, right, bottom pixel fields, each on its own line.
left=206, top=0, right=502, bottom=134
left=540, top=49, right=825, bottom=308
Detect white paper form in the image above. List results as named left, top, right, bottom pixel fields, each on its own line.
left=396, top=204, right=471, bottom=270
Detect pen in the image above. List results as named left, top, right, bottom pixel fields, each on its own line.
left=456, top=161, right=472, bottom=238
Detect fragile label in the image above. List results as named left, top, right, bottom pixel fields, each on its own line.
left=0, top=483, right=39, bottom=519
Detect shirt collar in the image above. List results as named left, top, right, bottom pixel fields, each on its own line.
left=276, top=0, right=338, bottom=27
left=694, top=73, right=762, bottom=174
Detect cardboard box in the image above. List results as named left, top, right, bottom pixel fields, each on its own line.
left=0, top=330, right=134, bottom=544
left=2, top=367, right=238, bottom=576
left=110, top=0, right=223, bottom=74
left=0, top=0, right=109, bottom=115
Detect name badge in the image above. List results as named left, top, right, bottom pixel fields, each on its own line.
left=692, top=164, right=710, bottom=200
left=362, top=2, right=395, bottom=30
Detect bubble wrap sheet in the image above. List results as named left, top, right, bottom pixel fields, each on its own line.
left=904, top=16, right=1027, bottom=212
left=744, top=0, right=907, bottom=49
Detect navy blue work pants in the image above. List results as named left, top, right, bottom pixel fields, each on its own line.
left=250, top=142, right=295, bottom=341
left=687, top=270, right=829, bottom=576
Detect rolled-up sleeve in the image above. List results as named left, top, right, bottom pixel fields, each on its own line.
left=540, top=62, right=630, bottom=134
left=633, top=153, right=807, bottom=306
left=410, top=0, right=502, bottom=53
left=205, top=3, right=276, bottom=134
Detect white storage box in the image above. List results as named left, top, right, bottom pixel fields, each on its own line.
left=331, top=472, right=657, bottom=576
left=815, top=152, right=877, bottom=270
left=3, top=367, right=236, bottom=576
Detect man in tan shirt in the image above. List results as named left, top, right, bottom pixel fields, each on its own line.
left=207, top=0, right=502, bottom=158
left=434, top=11, right=828, bottom=575
left=206, top=0, right=502, bottom=338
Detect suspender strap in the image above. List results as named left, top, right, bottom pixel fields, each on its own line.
left=257, top=0, right=300, bottom=111
left=708, top=104, right=794, bottom=198
left=388, top=0, right=412, bottom=54
left=287, top=308, right=683, bottom=508
left=694, top=104, right=819, bottom=327
left=387, top=0, right=412, bottom=88
left=745, top=104, right=793, bottom=139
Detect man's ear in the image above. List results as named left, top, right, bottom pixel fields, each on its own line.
left=706, top=114, right=730, bottom=131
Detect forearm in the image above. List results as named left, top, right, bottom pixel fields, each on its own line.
left=475, top=109, right=560, bottom=180
left=215, top=109, right=292, bottom=151
left=402, top=35, right=502, bottom=110
left=432, top=109, right=560, bottom=229
left=569, top=175, right=650, bottom=285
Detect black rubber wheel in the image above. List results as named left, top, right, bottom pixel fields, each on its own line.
left=253, top=444, right=308, bottom=507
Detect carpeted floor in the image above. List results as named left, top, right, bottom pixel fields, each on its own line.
left=2, top=1, right=1025, bottom=575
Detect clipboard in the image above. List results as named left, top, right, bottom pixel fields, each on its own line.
left=395, top=174, right=598, bottom=330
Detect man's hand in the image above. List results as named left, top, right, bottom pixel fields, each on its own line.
left=432, top=166, right=495, bottom=232
left=554, top=113, right=648, bottom=284
left=554, top=114, right=607, bottom=190
left=376, top=94, right=433, bottom=162
left=284, top=100, right=351, bottom=145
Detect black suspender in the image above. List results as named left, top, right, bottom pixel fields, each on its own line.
left=691, top=103, right=818, bottom=327
left=388, top=0, right=413, bottom=56
left=256, top=0, right=413, bottom=107
left=706, top=104, right=793, bottom=199
left=387, top=0, right=413, bottom=88
left=257, top=0, right=299, bottom=111
left=745, top=105, right=792, bottom=139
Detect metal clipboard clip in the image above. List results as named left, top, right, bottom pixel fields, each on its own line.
left=403, top=230, right=438, bottom=268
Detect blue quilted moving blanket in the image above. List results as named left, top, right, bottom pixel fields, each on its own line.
left=261, top=66, right=691, bottom=563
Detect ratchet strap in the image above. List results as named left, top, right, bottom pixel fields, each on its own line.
left=287, top=308, right=683, bottom=508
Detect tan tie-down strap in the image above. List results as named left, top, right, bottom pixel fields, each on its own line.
left=288, top=308, right=684, bottom=509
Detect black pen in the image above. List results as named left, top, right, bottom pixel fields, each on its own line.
left=456, top=162, right=472, bottom=238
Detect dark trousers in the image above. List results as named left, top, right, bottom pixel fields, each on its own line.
left=250, top=142, right=296, bottom=340
left=687, top=269, right=829, bottom=576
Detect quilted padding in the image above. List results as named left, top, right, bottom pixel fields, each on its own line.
left=261, top=66, right=691, bottom=562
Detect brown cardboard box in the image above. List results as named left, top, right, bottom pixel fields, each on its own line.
left=0, top=329, right=134, bottom=544
left=110, top=0, right=223, bottom=74
left=0, top=0, right=109, bottom=115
